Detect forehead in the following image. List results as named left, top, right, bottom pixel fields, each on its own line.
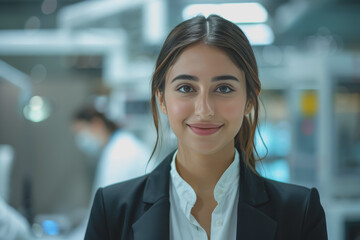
left=167, top=42, right=243, bottom=79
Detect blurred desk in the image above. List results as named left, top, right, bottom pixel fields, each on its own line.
left=31, top=212, right=86, bottom=240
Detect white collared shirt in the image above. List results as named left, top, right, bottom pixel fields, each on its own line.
left=169, top=149, right=240, bottom=240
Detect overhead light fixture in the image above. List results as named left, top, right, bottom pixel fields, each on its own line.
left=143, top=0, right=166, bottom=44
left=183, top=3, right=268, bottom=23
left=238, top=24, right=274, bottom=46
left=182, top=3, right=273, bottom=45
left=23, top=96, right=52, bottom=123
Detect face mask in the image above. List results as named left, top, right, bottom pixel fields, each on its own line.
left=75, top=130, right=102, bottom=158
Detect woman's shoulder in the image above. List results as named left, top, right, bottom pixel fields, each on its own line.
left=98, top=151, right=172, bottom=205
left=261, top=177, right=324, bottom=216
left=260, top=178, right=327, bottom=238
left=262, top=177, right=319, bottom=198
left=263, top=177, right=312, bottom=196
left=85, top=174, right=153, bottom=239
left=100, top=174, right=150, bottom=203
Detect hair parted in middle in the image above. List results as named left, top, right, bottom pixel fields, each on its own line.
left=150, top=14, right=262, bottom=173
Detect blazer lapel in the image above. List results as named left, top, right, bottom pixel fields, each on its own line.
left=132, top=152, right=174, bottom=240
left=132, top=198, right=170, bottom=240
left=237, top=203, right=277, bottom=240
left=237, top=152, right=277, bottom=240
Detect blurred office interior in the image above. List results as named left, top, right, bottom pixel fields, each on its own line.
left=0, top=0, right=360, bottom=239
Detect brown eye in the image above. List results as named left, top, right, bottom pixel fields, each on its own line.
left=216, top=85, right=233, bottom=93
left=178, top=85, right=194, bottom=93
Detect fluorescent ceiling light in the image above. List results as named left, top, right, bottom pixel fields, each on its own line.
left=183, top=3, right=268, bottom=23
left=238, top=24, right=274, bottom=46
left=143, top=0, right=166, bottom=44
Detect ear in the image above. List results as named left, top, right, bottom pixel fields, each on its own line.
left=91, top=117, right=103, bottom=128
left=244, top=101, right=253, bottom=115
left=156, top=90, right=167, bottom=114
left=90, top=117, right=107, bottom=134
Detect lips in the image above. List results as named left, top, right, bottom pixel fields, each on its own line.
left=187, top=123, right=223, bottom=136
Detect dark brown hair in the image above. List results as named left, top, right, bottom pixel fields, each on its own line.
left=150, top=15, right=261, bottom=173
left=73, top=106, right=118, bottom=134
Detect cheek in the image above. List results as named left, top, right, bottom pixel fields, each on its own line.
left=165, top=95, right=193, bottom=122
left=217, top=97, right=246, bottom=122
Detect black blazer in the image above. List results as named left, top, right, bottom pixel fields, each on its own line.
left=85, top=152, right=328, bottom=240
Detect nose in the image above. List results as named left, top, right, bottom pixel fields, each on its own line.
left=194, top=91, right=215, bottom=119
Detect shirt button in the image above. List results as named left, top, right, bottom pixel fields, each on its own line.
left=217, top=189, right=223, bottom=195
left=216, top=220, right=223, bottom=227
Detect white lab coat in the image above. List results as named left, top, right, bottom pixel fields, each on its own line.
left=92, top=130, right=152, bottom=193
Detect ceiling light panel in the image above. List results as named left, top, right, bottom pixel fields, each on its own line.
left=183, top=3, right=268, bottom=23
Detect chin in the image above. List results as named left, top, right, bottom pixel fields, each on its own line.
left=187, top=142, right=225, bottom=155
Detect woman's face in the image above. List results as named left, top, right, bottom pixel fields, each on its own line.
left=157, top=42, right=251, bottom=155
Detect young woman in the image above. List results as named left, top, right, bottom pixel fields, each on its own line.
left=84, top=15, right=327, bottom=240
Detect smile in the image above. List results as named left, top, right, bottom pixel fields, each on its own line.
left=187, top=123, right=223, bottom=136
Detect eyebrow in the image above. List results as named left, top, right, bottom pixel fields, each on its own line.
left=171, top=74, right=239, bottom=83
left=212, top=75, right=239, bottom=82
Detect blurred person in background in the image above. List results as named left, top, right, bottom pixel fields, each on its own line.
left=72, top=105, right=152, bottom=193
left=0, top=196, right=32, bottom=240
left=68, top=104, right=152, bottom=239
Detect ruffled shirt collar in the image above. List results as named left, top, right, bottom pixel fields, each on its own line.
left=170, top=149, right=240, bottom=219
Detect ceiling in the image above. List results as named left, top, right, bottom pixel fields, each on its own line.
left=0, top=0, right=359, bottom=53
left=275, top=0, right=360, bottom=48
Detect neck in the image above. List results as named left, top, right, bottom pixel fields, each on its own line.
left=175, top=145, right=235, bottom=197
